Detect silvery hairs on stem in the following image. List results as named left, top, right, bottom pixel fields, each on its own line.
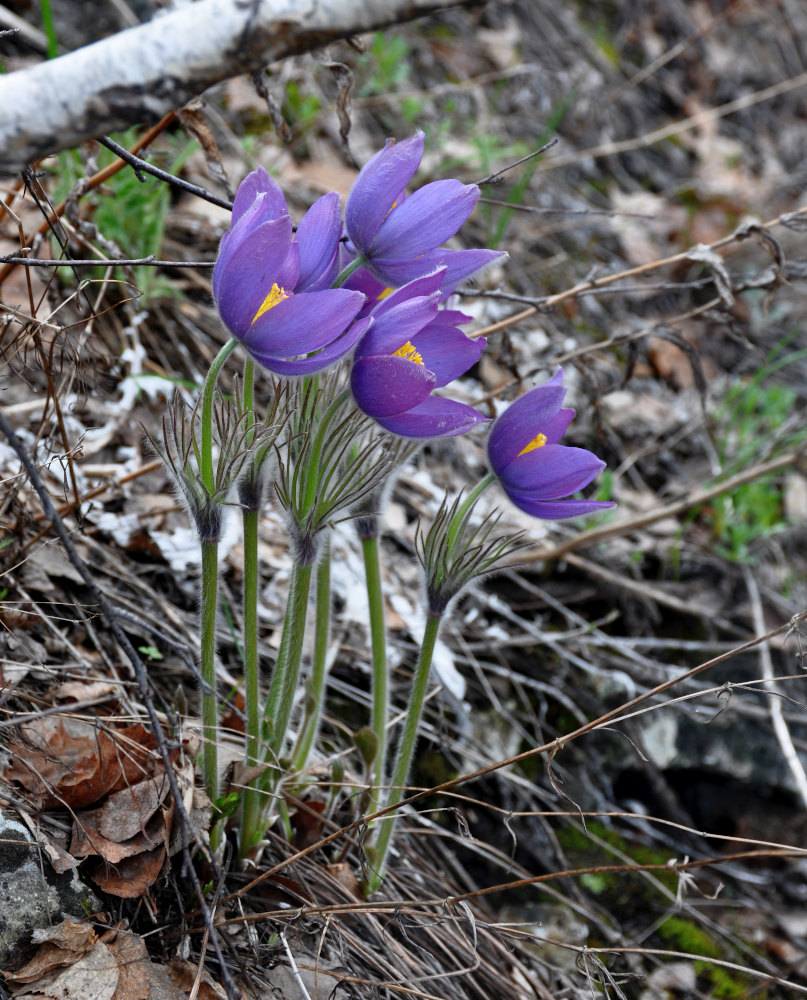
left=272, top=371, right=397, bottom=565
left=416, top=491, right=529, bottom=617
left=147, top=391, right=270, bottom=544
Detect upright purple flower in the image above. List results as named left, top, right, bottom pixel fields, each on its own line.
left=488, top=369, right=615, bottom=519
left=350, top=270, right=488, bottom=438
left=214, top=167, right=368, bottom=375
left=344, top=132, right=504, bottom=288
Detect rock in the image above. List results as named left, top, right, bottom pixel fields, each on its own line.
left=0, top=809, right=100, bottom=966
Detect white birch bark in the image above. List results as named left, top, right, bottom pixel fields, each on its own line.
left=0, top=0, right=468, bottom=175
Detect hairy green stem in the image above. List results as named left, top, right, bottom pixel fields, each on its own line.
left=200, top=540, right=221, bottom=849
left=263, top=559, right=315, bottom=762
left=301, top=388, right=352, bottom=514
left=361, top=532, right=389, bottom=817
left=200, top=338, right=239, bottom=493
left=238, top=358, right=263, bottom=853
left=238, top=506, right=261, bottom=853
left=292, top=536, right=332, bottom=774
left=366, top=611, right=442, bottom=893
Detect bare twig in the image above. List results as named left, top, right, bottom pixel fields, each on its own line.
left=745, top=568, right=807, bottom=811
left=96, top=136, right=233, bottom=210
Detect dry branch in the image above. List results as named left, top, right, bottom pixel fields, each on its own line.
left=0, top=0, right=470, bottom=175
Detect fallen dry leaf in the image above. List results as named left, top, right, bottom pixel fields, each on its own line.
left=6, top=719, right=166, bottom=810
left=85, top=843, right=167, bottom=899
left=71, top=805, right=168, bottom=865
left=166, top=960, right=227, bottom=1000
left=11, top=941, right=119, bottom=1000
left=99, top=775, right=171, bottom=842
left=3, top=920, right=96, bottom=983
left=70, top=777, right=174, bottom=897
left=106, top=929, right=188, bottom=1000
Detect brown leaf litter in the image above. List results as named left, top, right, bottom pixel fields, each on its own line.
left=2, top=918, right=212, bottom=1000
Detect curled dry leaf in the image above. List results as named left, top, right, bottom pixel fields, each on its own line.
left=85, top=843, right=168, bottom=899
left=4, top=921, right=187, bottom=1000
left=6, top=719, right=166, bottom=810
left=107, top=930, right=187, bottom=1000
left=166, top=960, right=227, bottom=1000
left=70, top=776, right=175, bottom=898
left=3, top=919, right=96, bottom=983
left=10, top=941, right=118, bottom=1000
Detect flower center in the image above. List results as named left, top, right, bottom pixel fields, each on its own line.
left=518, top=432, right=547, bottom=456
left=252, top=283, right=291, bottom=324
left=393, top=341, right=424, bottom=366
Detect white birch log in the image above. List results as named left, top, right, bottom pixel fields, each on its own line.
left=0, top=0, right=469, bottom=175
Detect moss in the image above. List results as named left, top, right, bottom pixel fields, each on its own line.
left=657, top=916, right=764, bottom=999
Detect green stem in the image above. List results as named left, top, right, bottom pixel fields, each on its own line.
left=362, top=532, right=388, bottom=817
left=238, top=506, right=261, bottom=853
left=446, top=472, right=495, bottom=551
left=331, top=254, right=368, bottom=288
left=201, top=338, right=239, bottom=493
left=291, top=536, right=332, bottom=774
left=262, top=558, right=315, bottom=762
left=200, top=540, right=221, bottom=849
left=301, top=388, right=352, bottom=514
left=239, top=357, right=263, bottom=854
left=367, top=611, right=443, bottom=893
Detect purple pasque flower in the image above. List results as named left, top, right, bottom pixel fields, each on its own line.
left=350, top=270, right=488, bottom=438
left=214, top=167, right=368, bottom=376
left=488, top=369, right=615, bottom=519
left=344, top=132, right=504, bottom=288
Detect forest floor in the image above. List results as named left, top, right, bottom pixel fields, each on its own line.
left=1, top=1, right=807, bottom=998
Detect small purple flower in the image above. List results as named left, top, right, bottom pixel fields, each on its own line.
left=344, top=132, right=504, bottom=287
left=214, top=167, right=368, bottom=375
left=488, top=369, right=615, bottom=519
left=350, top=270, right=488, bottom=438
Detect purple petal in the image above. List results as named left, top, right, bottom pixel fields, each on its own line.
left=503, top=444, right=605, bottom=497
left=363, top=255, right=448, bottom=287
left=487, top=373, right=567, bottom=475
left=434, top=248, right=508, bottom=296
left=354, top=294, right=441, bottom=360
left=246, top=317, right=371, bottom=376
left=371, top=269, right=445, bottom=317
left=345, top=132, right=425, bottom=254
left=503, top=492, right=615, bottom=520
left=344, top=264, right=389, bottom=305
left=543, top=407, right=575, bottom=444
left=437, top=306, right=474, bottom=326
left=215, top=192, right=281, bottom=279
left=377, top=396, right=489, bottom=438
left=296, top=192, right=341, bottom=291
left=410, top=324, right=485, bottom=387
left=242, top=289, right=363, bottom=357
left=371, top=179, right=480, bottom=259
left=213, top=217, right=297, bottom=336
left=232, top=167, right=288, bottom=225
left=351, top=355, right=435, bottom=417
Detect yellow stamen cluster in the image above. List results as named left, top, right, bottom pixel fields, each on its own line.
left=252, top=283, right=291, bottom=323
left=393, top=341, right=424, bottom=366
left=518, top=432, right=547, bottom=456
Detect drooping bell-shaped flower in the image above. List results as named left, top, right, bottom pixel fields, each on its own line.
left=214, top=168, right=368, bottom=375
left=350, top=270, right=488, bottom=438
left=488, top=369, right=615, bottom=519
left=344, top=132, right=504, bottom=288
